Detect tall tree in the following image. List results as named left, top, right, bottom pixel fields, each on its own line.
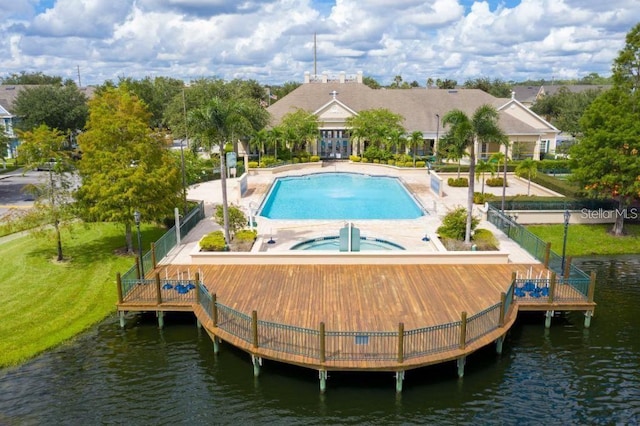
left=188, top=96, right=268, bottom=244
left=118, top=76, right=184, bottom=130
left=12, top=84, right=88, bottom=141
left=16, top=125, right=74, bottom=261
left=464, top=77, right=513, bottom=98
left=1, top=72, right=63, bottom=85
left=0, top=132, right=10, bottom=168
left=442, top=105, right=504, bottom=243
left=571, top=22, right=640, bottom=236
left=76, top=87, right=182, bottom=253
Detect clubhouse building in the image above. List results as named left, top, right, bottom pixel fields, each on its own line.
left=266, top=71, right=560, bottom=161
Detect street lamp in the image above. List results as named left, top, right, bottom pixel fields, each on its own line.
left=435, top=113, right=440, bottom=160
left=134, top=210, right=144, bottom=278
left=181, top=87, right=189, bottom=216
left=561, top=209, right=570, bottom=275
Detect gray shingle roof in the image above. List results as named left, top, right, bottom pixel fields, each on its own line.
left=268, top=82, right=550, bottom=135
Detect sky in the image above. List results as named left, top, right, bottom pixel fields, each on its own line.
left=1, top=0, right=639, bottom=87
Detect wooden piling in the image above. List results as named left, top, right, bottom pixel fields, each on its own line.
left=549, top=272, right=556, bottom=303
left=397, top=322, right=404, bottom=364
left=543, top=242, right=551, bottom=268
left=588, top=271, right=597, bottom=303
left=151, top=242, right=157, bottom=269
left=155, top=273, right=162, bottom=305
left=252, top=310, right=259, bottom=349
left=211, top=293, right=218, bottom=327
left=319, top=322, right=326, bottom=363
left=459, top=312, right=467, bottom=350
left=498, top=292, right=506, bottom=326
left=116, top=273, right=123, bottom=304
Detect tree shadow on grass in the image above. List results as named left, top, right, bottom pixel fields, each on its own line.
left=25, top=223, right=168, bottom=267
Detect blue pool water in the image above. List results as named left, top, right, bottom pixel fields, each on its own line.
left=291, top=236, right=405, bottom=251
left=259, top=173, right=424, bottom=219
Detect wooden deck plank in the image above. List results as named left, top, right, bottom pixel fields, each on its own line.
left=118, top=262, right=593, bottom=371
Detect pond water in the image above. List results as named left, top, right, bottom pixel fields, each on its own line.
left=0, top=256, right=638, bottom=424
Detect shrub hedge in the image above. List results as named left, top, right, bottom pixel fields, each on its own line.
left=200, top=231, right=227, bottom=251
left=486, top=177, right=507, bottom=187
left=448, top=177, right=469, bottom=187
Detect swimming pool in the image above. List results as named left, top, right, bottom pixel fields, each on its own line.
left=291, top=236, right=405, bottom=251
left=258, top=172, right=425, bottom=220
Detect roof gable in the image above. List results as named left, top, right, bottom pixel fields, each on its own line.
left=314, top=98, right=358, bottom=125
left=497, top=98, right=559, bottom=134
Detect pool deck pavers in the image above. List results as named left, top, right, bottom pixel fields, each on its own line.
left=163, top=162, right=553, bottom=265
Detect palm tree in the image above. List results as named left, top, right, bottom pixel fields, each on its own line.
left=250, top=129, right=269, bottom=166
left=442, top=105, right=505, bottom=244
left=490, top=140, right=510, bottom=211
left=189, top=97, right=268, bottom=244
left=408, top=131, right=424, bottom=166
left=475, top=160, right=496, bottom=194
left=268, top=126, right=285, bottom=161
left=515, top=159, right=538, bottom=196
left=437, top=133, right=467, bottom=178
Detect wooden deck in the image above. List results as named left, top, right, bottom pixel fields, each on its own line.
left=118, top=262, right=594, bottom=372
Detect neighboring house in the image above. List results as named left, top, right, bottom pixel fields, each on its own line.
left=266, top=71, right=559, bottom=161
left=0, top=86, right=19, bottom=159
left=0, top=84, right=95, bottom=159
left=512, top=84, right=611, bottom=107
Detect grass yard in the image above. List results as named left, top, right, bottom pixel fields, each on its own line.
left=0, top=222, right=166, bottom=367
left=527, top=223, right=640, bottom=256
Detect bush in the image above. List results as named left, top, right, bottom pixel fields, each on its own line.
left=350, top=155, right=361, bottom=162
left=234, top=229, right=257, bottom=243
left=415, top=161, right=426, bottom=168
left=373, top=159, right=380, bottom=164
left=530, top=173, right=583, bottom=197
left=200, top=231, right=227, bottom=251
left=387, top=159, right=395, bottom=166
left=473, top=192, right=494, bottom=204
left=214, top=204, right=247, bottom=235
left=437, top=206, right=479, bottom=241
left=472, top=228, right=499, bottom=250
left=486, top=177, right=507, bottom=187
left=260, top=156, right=278, bottom=168
left=362, top=157, right=369, bottom=163
left=248, top=161, right=258, bottom=169
left=448, top=177, right=469, bottom=187
left=310, top=155, right=320, bottom=162
left=292, top=157, right=300, bottom=164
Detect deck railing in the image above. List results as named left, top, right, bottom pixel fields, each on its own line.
left=119, top=201, right=205, bottom=299
left=487, top=204, right=593, bottom=289
left=513, top=276, right=592, bottom=303
left=193, top=288, right=516, bottom=363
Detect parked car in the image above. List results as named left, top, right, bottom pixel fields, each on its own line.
left=36, top=159, right=57, bottom=171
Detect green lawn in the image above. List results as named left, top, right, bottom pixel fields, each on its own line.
left=527, top=223, right=640, bottom=256
left=0, top=222, right=166, bottom=367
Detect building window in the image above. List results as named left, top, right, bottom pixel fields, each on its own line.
left=540, top=140, right=549, bottom=153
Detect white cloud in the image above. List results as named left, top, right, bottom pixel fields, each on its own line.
left=0, top=0, right=638, bottom=86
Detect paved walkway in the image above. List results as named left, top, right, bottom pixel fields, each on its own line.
left=164, top=162, right=556, bottom=265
